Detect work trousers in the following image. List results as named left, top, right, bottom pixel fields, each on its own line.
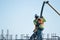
left=29, top=30, right=42, bottom=40
left=29, top=32, right=37, bottom=40
left=37, top=29, right=42, bottom=40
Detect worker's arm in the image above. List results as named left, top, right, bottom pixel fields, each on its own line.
left=43, top=17, right=46, bottom=22
left=33, top=20, right=38, bottom=32
left=33, top=20, right=37, bottom=25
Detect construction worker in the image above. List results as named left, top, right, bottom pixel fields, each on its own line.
left=29, top=14, right=46, bottom=40
left=29, top=14, right=39, bottom=40
left=37, top=16, right=46, bottom=40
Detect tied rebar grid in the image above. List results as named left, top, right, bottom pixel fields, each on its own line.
left=0, top=29, right=60, bottom=40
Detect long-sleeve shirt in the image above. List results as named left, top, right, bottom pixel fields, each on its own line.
left=33, top=17, right=46, bottom=29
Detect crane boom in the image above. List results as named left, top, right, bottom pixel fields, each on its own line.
left=40, top=1, right=60, bottom=18
left=40, top=1, right=45, bottom=18
left=46, top=1, right=60, bottom=16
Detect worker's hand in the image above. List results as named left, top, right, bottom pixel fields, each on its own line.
left=38, top=18, right=44, bottom=24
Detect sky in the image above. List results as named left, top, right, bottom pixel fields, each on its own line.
left=0, top=0, right=60, bottom=38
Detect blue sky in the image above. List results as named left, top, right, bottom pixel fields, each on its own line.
left=0, top=0, right=60, bottom=38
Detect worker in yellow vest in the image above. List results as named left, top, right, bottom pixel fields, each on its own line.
left=29, top=14, right=46, bottom=40
left=33, top=16, right=46, bottom=32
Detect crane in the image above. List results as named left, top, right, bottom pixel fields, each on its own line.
left=30, top=1, right=60, bottom=40
left=40, top=1, right=60, bottom=18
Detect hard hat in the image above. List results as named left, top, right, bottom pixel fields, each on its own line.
left=35, top=14, right=39, bottom=19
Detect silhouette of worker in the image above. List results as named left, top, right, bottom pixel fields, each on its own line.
left=29, top=14, right=46, bottom=40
